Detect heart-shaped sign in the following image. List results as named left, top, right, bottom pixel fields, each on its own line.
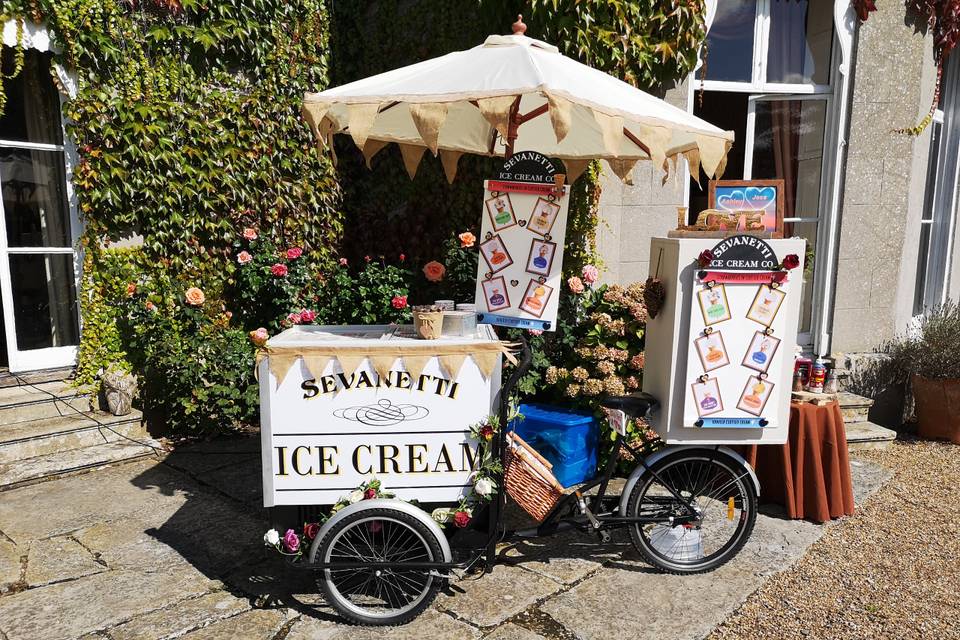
left=716, top=190, right=747, bottom=212
left=744, top=186, right=776, bottom=212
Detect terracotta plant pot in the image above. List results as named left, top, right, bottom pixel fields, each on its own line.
left=911, top=374, right=960, bottom=444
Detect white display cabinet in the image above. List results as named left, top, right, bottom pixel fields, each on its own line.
left=642, top=236, right=806, bottom=445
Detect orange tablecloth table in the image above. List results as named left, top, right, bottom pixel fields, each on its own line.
left=735, top=401, right=854, bottom=523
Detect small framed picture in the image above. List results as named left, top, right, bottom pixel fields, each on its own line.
left=694, top=331, right=730, bottom=373
left=481, top=276, right=511, bottom=313
left=691, top=377, right=723, bottom=417
left=527, top=197, right=560, bottom=237
left=737, top=375, right=775, bottom=416
left=479, top=235, right=514, bottom=274
left=518, top=279, right=554, bottom=318
left=525, top=239, right=557, bottom=277
left=697, top=285, right=732, bottom=326
left=746, top=284, right=786, bottom=327
left=485, top=193, right=517, bottom=232
left=742, top=331, right=781, bottom=374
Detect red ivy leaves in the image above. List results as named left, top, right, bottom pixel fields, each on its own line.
left=852, top=0, right=877, bottom=22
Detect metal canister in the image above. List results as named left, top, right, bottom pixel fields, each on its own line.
left=809, top=358, right=826, bottom=393
left=434, top=299, right=455, bottom=311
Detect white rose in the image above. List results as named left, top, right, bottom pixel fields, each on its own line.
left=431, top=508, right=452, bottom=524
left=474, top=477, right=494, bottom=497
left=348, top=489, right=364, bottom=504
left=263, top=529, right=280, bottom=547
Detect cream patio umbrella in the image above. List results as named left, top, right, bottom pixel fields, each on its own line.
left=303, top=17, right=732, bottom=185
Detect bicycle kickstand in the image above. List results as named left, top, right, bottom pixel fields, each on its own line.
left=575, top=491, right=611, bottom=543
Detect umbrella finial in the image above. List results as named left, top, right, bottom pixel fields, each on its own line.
left=512, top=14, right=527, bottom=35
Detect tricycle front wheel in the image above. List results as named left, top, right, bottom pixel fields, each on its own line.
left=311, top=506, right=444, bottom=625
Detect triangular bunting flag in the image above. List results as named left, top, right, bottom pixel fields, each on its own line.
left=472, top=352, right=501, bottom=380
left=303, top=355, right=331, bottom=380
left=608, top=158, right=639, bottom=185
left=362, top=139, right=390, bottom=169
left=592, top=110, right=623, bottom=157
left=698, top=135, right=731, bottom=179
left=370, top=355, right=397, bottom=381
left=477, top=95, right=517, bottom=140
left=685, top=147, right=702, bottom=187
left=402, top=354, right=431, bottom=383
left=398, top=144, right=427, bottom=179
left=438, top=354, right=467, bottom=380
left=546, top=93, right=572, bottom=144
left=563, top=159, right=591, bottom=183
left=268, top=354, right=298, bottom=387
left=440, top=150, right=462, bottom=184
left=336, top=353, right=367, bottom=378
left=346, top=103, right=381, bottom=150
left=409, top=103, right=449, bottom=155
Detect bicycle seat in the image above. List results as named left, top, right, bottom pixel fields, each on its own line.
left=599, top=392, right=659, bottom=418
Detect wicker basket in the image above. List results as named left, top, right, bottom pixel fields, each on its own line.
left=503, top=432, right=565, bottom=522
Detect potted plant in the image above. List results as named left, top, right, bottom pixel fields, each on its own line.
left=885, top=301, right=960, bottom=443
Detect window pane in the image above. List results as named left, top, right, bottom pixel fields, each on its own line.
left=0, top=48, right=63, bottom=145
left=689, top=92, right=749, bottom=220
left=697, top=0, right=757, bottom=83
left=913, top=223, right=932, bottom=316
left=767, top=0, right=834, bottom=85
left=1, top=147, right=71, bottom=247
left=9, top=253, right=79, bottom=350
left=751, top=99, right=826, bottom=219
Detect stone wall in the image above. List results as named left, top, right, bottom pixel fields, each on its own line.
left=831, top=4, right=934, bottom=353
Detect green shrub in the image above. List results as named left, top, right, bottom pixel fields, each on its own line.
left=883, top=301, right=960, bottom=380
left=317, top=257, right=412, bottom=325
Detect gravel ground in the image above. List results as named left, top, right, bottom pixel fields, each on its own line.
left=711, top=438, right=960, bottom=640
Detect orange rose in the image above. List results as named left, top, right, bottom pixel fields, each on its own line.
left=458, top=232, right=476, bottom=248
left=184, top=287, right=205, bottom=306
left=126, top=283, right=137, bottom=296
left=423, top=261, right=446, bottom=282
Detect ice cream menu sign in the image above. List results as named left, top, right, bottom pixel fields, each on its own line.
left=683, top=235, right=799, bottom=429
left=474, top=152, right=570, bottom=331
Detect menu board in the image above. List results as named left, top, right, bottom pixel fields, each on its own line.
left=474, top=152, right=570, bottom=332
left=682, top=236, right=795, bottom=429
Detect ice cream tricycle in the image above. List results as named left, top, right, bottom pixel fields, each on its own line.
left=258, top=19, right=805, bottom=626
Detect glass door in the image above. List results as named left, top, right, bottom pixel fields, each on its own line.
left=0, top=48, right=79, bottom=372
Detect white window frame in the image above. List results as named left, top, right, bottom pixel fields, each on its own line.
left=691, top=0, right=857, bottom=356
left=0, top=20, right=81, bottom=372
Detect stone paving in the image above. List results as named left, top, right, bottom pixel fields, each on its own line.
left=0, top=437, right=891, bottom=640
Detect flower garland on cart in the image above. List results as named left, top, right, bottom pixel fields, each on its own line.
left=263, top=414, right=509, bottom=558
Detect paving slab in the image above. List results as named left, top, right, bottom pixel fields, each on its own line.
left=299, top=609, right=482, bottom=640
left=0, top=539, right=23, bottom=591
left=437, top=563, right=563, bottom=627
left=108, top=590, right=252, bottom=640
left=25, top=536, right=105, bottom=586
left=482, top=622, right=549, bottom=640
left=177, top=607, right=294, bottom=640
left=0, top=566, right=217, bottom=640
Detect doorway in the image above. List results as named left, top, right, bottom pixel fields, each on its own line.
left=0, top=47, right=79, bottom=372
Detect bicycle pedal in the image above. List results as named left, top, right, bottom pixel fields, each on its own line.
left=597, top=530, right=611, bottom=544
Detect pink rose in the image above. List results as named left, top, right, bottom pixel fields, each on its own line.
left=399, top=253, right=406, bottom=262
left=286, top=247, right=303, bottom=260
left=364, top=488, right=377, bottom=500
left=282, top=529, right=300, bottom=553
left=567, top=276, right=584, bottom=294
left=300, top=309, right=317, bottom=323
left=287, top=312, right=302, bottom=324
left=582, top=264, right=599, bottom=284
left=527, top=329, right=543, bottom=336
left=423, top=261, right=446, bottom=282
left=236, top=251, right=252, bottom=265
left=184, top=287, right=205, bottom=306
left=453, top=511, right=471, bottom=528
left=364, top=255, right=372, bottom=263
left=391, top=295, right=408, bottom=310
left=249, top=327, right=269, bottom=346
left=242, top=228, right=257, bottom=241
left=458, top=232, right=476, bottom=248
left=338, top=257, right=348, bottom=266
left=271, top=263, right=288, bottom=277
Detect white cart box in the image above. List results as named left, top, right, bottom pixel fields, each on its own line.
left=259, top=325, right=502, bottom=506
left=642, top=236, right=805, bottom=445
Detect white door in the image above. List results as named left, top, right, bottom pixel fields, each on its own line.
left=0, top=48, right=79, bottom=372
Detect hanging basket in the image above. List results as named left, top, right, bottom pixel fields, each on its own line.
left=503, top=432, right=564, bottom=522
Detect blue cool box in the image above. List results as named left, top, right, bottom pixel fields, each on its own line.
left=510, top=403, right=599, bottom=488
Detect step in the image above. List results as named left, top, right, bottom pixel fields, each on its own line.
left=0, top=439, right=163, bottom=491
left=836, top=391, right=874, bottom=423
left=845, top=420, right=897, bottom=451
left=0, top=381, right=92, bottom=424
left=0, top=367, right=74, bottom=389
left=0, top=411, right=146, bottom=464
